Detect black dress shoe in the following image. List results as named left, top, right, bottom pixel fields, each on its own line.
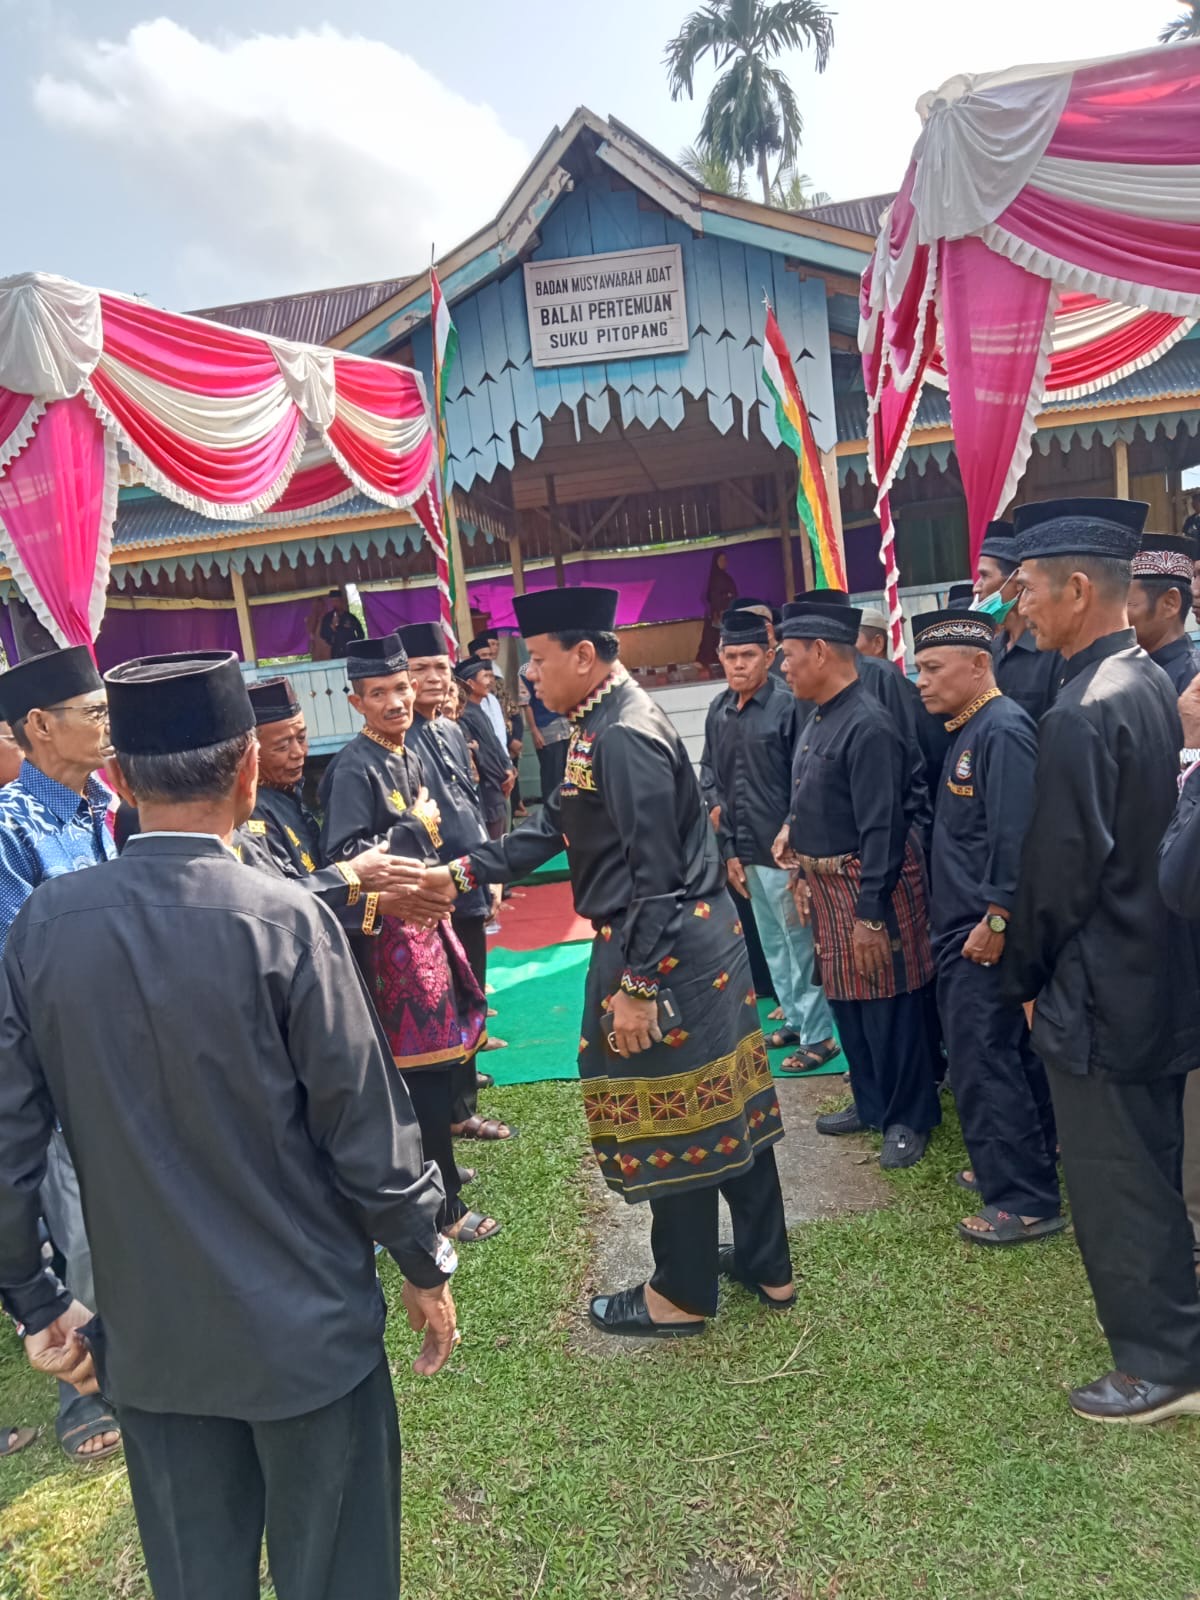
left=717, top=1245, right=796, bottom=1310
left=1069, top=1370, right=1200, bottom=1425
left=588, top=1283, right=706, bottom=1339
left=880, top=1124, right=928, bottom=1169
left=815, top=1107, right=864, bottom=1137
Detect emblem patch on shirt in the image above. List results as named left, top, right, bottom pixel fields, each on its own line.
left=389, top=789, right=408, bottom=813
left=285, top=826, right=301, bottom=847
left=563, top=728, right=597, bottom=793
left=247, top=819, right=267, bottom=835
left=954, top=750, right=972, bottom=781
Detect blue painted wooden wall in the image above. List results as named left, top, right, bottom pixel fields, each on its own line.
left=410, top=174, right=836, bottom=493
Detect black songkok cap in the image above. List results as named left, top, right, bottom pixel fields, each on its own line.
left=913, top=610, right=995, bottom=652
left=247, top=676, right=300, bottom=726
left=719, top=608, right=769, bottom=647
left=1012, top=498, right=1147, bottom=561
left=946, top=583, right=976, bottom=611
left=344, top=633, right=408, bottom=681
left=454, top=656, right=492, bottom=683
left=1131, top=534, right=1196, bottom=583
left=399, top=622, right=451, bottom=659
left=106, top=652, right=253, bottom=756
left=511, top=586, right=619, bottom=639
left=979, top=521, right=1019, bottom=568
left=468, top=631, right=499, bottom=655
left=731, top=595, right=782, bottom=628
left=0, top=645, right=103, bottom=724
left=780, top=601, right=862, bottom=645
left=796, top=587, right=851, bottom=608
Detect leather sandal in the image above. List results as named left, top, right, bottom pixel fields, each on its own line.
left=588, top=1283, right=705, bottom=1339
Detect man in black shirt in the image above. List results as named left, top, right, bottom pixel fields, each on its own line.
left=1006, top=497, right=1200, bottom=1424
left=1127, top=535, right=1200, bottom=694
left=0, top=651, right=458, bottom=1597
left=456, top=657, right=514, bottom=839
left=703, top=608, right=836, bottom=1072
left=974, top=522, right=1061, bottom=724
left=432, top=587, right=792, bottom=1336
left=776, top=601, right=940, bottom=1168
left=914, top=610, right=1060, bottom=1245
left=318, top=588, right=365, bottom=659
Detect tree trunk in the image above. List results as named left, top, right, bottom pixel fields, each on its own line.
left=758, top=146, right=772, bottom=207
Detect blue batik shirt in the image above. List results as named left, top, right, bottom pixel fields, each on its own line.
left=0, top=761, right=116, bottom=950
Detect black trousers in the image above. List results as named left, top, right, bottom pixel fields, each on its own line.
left=832, top=989, right=941, bottom=1135
left=450, top=911, right=488, bottom=1126
left=1051, top=1068, right=1200, bottom=1386
left=648, top=1147, right=791, bottom=1317
left=938, top=953, right=1059, bottom=1217
left=536, top=736, right=568, bottom=800
left=402, top=1068, right=463, bottom=1226
left=119, top=1358, right=400, bottom=1600
left=729, top=883, right=776, bottom=1000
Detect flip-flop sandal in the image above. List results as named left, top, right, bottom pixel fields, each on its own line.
left=953, top=1169, right=981, bottom=1193
left=957, top=1205, right=1068, bottom=1248
left=0, top=1426, right=37, bottom=1457
left=56, top=1395, right=122, bottom=1465
left=765, top=1028, right=801, bottom=1049
left=475, top=1071, right=495, bottom=1090
left=777, top=1040, right=842, bottom=1075
left=457, top=1165, right=477, bottom=1186
left=718, top=1245, right=796, bottom=1310
left=452, top=1116, right=516, bottom=1141
left=452, top=1210, right=503, bottom=1244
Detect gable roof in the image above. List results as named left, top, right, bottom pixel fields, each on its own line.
left=196, top=276, right=413, bottom=347
left=801, top=194, right=895, bottom=240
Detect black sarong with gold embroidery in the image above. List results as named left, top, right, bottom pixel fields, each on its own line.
left=456, top=667, right=783, bottom=1202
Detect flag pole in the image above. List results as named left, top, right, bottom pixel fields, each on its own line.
left=444, top=484, right=473, bottom=647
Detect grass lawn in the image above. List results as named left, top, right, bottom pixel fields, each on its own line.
left=2, top=1082, right=1199, bottom=1600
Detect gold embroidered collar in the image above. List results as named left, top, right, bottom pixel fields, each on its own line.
left=361, top=726, right=406, bottom=755
left=568, top=664, right=629, bottom=724
left=944, top=686, right=1002, bottom=733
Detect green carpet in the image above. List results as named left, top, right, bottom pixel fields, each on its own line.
left=484, top=941, right=845, bottom=1086
left=516, top=849, right=571, bottom=885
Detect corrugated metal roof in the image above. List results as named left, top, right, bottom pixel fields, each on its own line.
left=195, top=277, right=413, bottom=347
left=835, top=338, right=1200, bottom=443
left=114, top=491, right=386, bottom=550
left=801, top=194, right=895, bottom=239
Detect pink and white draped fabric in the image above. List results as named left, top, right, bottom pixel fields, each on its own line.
left=0, top=273, right=437, bottom=647
left=861, top=40, right=1200, bottom=664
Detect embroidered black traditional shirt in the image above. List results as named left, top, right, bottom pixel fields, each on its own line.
left=1149, top=634, right=1200, bottom=695
left=786, top=679, right=907, bottom=923
left=991, top=627, right=1061, bottom=724
left=929, top=691, right=1037, bottom=949
left=455, top=668, right=724, bottom=998
left=700, top=677, right=802, bottom=867
left=408, top=712, right=489, bottom=919
left=318, top=731, right=442, bottom=874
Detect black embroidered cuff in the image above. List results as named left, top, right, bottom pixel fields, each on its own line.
left=619, top=970, right=659, bottom=1000
left=450, top=857, right=478, bottom=894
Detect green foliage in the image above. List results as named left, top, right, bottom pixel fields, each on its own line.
left=1160, top=3, right=1200, bottom=42
left=678, top=143, right=749, bottom=197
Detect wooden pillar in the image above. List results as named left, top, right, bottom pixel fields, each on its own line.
left=510, top=528, right=526, bottom=597
left=820, top=447, right=848, bottom=582
left=1169, top=465, right=1184, bottom=535
left=547, top=475, right=566, bottom=587
left=444, top=490, right=473, bottom=647
left=775, top=468, right=801, bottom=598
left=229, top=568, right=257, bottom=664
left=1113, top=436, right=1131, bottom=501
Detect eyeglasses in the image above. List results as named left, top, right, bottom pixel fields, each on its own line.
left=50, top=705, right=109, bottom=727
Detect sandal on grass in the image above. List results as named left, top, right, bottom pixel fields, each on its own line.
left=56, top=1395, right=122, bottom=1465
left=957, top=1205, right=1067, bottom=1248
left=1, top=1426, right=37, bottom=1457
left=777, top=1038, right=842, bottom=1075
left=449, top=1210, right=502, bottom=1244
left=451, top=1115, right=515, bottom=1141
left=718, top=1246, right=796, bottom=1310
left=954, top=1169, right=981, bottom=1194
left=765, top=1028, right=801, bottom=1050
left=475, top=1070, right=494, bottom=1090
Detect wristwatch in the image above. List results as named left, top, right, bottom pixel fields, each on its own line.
left=986, top=913, right=1008, bottom=934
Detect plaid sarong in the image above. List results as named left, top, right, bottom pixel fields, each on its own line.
left=805, top=838, right=934, bottom=1002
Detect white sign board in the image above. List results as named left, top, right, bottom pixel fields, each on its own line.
left=523, top=244, right=688, bottom=369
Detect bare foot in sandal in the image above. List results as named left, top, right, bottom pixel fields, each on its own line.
left=447, top=1210, right=502, bottom=1244
left=451, top=1115, right=515, bottom=1141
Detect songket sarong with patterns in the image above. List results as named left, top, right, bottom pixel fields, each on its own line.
left=366, top=916, right=486, bottom=1070
left=803, top=837, right=934, bottom=1003
left=579, top=891, right=783, bottom=1201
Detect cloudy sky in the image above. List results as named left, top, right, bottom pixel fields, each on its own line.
left=0, top=0, right=1175, bottom=310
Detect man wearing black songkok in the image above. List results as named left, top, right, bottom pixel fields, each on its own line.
left=1006, top=498, right=1200, bottom=1424
left=431, top=588, right=793, bottom=1336
left=0, top=650, right=458, bottom=1597
left=974, top=521, right=1061, bottom=723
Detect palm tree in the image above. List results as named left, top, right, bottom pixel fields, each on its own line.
left=678, top=143, right=748, bottom=197
left=1160, top=3, right=1200, bottom=41
left=665, top=0, right=835, bottom=207
left=773, top=164, right=830, bottom=210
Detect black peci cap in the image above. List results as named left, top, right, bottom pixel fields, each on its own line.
left=344, top=633, right=408, bottom=681
left=399, top=622, right=451, bottom=659
left=0, top=646, right=103, bottom=724
left=780, top=601, right=862, bottom=645
left=1012, top=498, right=1147, bottom=561
left=454, top=656, right=493, bottom=683
left=719, top=608, right=769, bottom=647
left=511, top=586, right=619, bottom=639
left=247, top=676, right=301, bottom=726
left=106, top=652, right=254, bottom=756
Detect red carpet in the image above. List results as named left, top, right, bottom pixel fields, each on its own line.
left=491, top=880, right=592, bottom=952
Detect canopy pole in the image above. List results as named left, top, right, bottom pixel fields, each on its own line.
left=776, top=468, right=802, bottom=597
left=1113, top=437, right=1130, bottom=501
left=444, top=491, right=473, bottom=646
left=230, top=569, right=257, bottom=665
left=510, top=529, right=526, bottom=597
left=547, top=476, right=566, bottom=588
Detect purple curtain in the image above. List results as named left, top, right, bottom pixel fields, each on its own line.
left=94, top=607, right=242, bottom=672
left=362, top=587, right=440, bottom=636
left=0, top=607, right=18, bottom=667
left=251, top=596, right=313, bottom=662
